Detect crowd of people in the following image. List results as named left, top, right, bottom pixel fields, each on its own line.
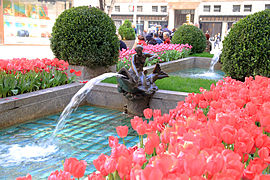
left=119, top=24, right=177, bottom=50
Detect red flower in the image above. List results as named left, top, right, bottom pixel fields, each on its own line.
left=70, top=69, right=75, bottom=73
left=221, top=125, right=236, bottom=145
left=88, top=172, right=106, bottom=180
left=48, top=170, right=74, bottom=180
left=108, top=136, right=119, bottom=148
left=16, top=174, right=32, bottom=180
left=143, top=108, right=152, bottom=119
left=116, top=126, right=128, bottom=138
left=258, top=147, right=269, bottom=160
left=93, top=154, right=108, bottom=176
left=133, top=148, right=147, bottom=166
left=75, top=70, right=82, bottom=76
left=64, top=157, right=87, bottom=178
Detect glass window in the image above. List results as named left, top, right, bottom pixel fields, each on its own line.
left=203, top=5, right=210, bottom=12
left=137, top=6, right=143, bottom=12
left=161, top=6, right=167, bottom=12
left=265, top=4, right=270, bottom=9
left=152, top=6, right=158, bottom=12
left=244, top=5, right=252, bottom=12
left=214, top=5, right=221, bottom=12
left=3, top=0, right=72, bottom=45
left=233, top=5, right=240, bottom=12
left=115, top=6, right=120, bottom=12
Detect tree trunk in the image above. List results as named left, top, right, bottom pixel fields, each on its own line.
left=99, top=0, right=104, bottom=11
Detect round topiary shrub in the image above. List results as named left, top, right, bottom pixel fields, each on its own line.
left=118, top=20, right=136, bottom=40
left=50, top=6, right=119, bottom=68
left=171, top=25, right=206, bottom=53
left=220, top=9, right=270, bottom=81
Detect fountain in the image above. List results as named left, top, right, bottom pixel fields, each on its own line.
left=0, top=72, right=124, bottom=178
left=117, top=45, right=169, bottom=116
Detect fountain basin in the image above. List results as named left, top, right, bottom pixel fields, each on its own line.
left=0, top=57, right=220, bottom=129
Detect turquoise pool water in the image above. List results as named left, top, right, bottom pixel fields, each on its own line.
left=169, top=68, right=225, bottom=80
left=0, top=106, right=137, bottom=179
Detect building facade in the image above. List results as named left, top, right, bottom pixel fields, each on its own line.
left=0, top=0, right=72, bottom=45
left=1, top=0, right=270, bottom=45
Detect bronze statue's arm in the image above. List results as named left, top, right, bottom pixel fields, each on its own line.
left=131, top=55, right=139, bottom=78
left=144, top=53, right=158, bottom=61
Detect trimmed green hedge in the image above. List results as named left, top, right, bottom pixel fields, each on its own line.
left=220, top=9, right=270, bottom=81
left=50, top=6, right=119, bottom=68
left=172, top=25, right=206, bottom=54
left=118, top=20, right=136, bottom=40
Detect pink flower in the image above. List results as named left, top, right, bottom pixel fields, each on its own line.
left=16, top=174, right=32, bottom=180
left=133, top=148, right=147, bottom=166
left=116, top=126, right=128, bottom=138
left=64, top=157, right=87, bottom=178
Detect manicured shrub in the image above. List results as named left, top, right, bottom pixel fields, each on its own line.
left=220, top=9, right=270, bottom=81
left=171, top=25, right=206, bottom=53
left=118, top=20, right=136, bottom=40
left=50, top=6, right=119, bottom=68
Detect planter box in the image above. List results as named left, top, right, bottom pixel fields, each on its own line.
left=123, top=40, right=135, bottom=50
left=0, top=83, right=84, bottom=129
left=68, top=64, right=116, bottom=80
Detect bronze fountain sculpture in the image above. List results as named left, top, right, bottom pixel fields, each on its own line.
left=117, top=45, right=169, bottom=115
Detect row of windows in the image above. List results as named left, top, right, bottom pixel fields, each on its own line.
left=203, top=4, right=270, bottom=13
left=110, top=5, right=167, bottom=13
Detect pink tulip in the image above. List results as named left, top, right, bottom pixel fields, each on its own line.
left=64, top=157, right=87, bottom=178
left=16, top=174, right=32, bottom=180
left=116, top=126, right=128, bottom=138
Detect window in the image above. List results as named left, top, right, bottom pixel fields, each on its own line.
left=214, top=5, right=221, bottom=12
left=137, top=6, right=143, bottom=12
left=152, top=6, right=158, bottom=12
left=203, top=5, right=210, bottom=12
left=115, top=5, right=120, bottom=12
left=161, top=6, right=167, bottom=12
left=233, top=5, right=240, bottom=12
left=244, top=5, right=252, bottom=12
left=266, top=4, right=270, bottom=9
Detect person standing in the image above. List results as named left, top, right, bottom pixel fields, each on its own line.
left=163, top=32, right=171, bottom=44
left=153, top=33, right=163, bottom=44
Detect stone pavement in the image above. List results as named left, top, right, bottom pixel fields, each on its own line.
left=0, top=45, right=55, bottom=59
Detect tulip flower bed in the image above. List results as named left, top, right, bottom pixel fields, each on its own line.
left=0, top=58, right=81, bottom=98
left=16, top=76, right=270, bottom=180
left=117, top=44, right=192, bottom=71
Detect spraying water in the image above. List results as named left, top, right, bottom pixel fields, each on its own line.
left=209, top=49, right=222, bottom=72
left=0, top=73, right=121, bottom=167
left=52, top=72, right=121, bottom=137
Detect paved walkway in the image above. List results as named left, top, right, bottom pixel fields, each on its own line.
left=0, top=45, right=55, bottom=59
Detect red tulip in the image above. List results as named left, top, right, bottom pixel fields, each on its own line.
left=88, top=172, right=106, bottom=180
left=16, top=174, right=32, bottom=180
left=75, top=70, right=82, bottom=76
left=143, top=108, right=152, bottom=119
left=108, top=136, right=119, bottom=148
left=221, top=125, right=236, bottom=144
left=258, top=147, right=269, bottom=160
left=64, top=157, right=87, bottom=178
left=48, top=170, right=74, bottom=180
left=93, top=154, right=108, bottom=176
left=70, top=69, right=75, bottom=73
left=133, top=148, right=147, bottom=166
left=116, top=126, right=128, bottom=138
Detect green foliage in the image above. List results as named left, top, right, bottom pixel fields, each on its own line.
left=0, top=70, right=75, bottom=98
left=118, top=20, right=136, bottom=40
left=189, top=52, right=214, bottom=58
left=50, top=6, right=119, bottom=68
left=172, top=25, right=206, bottom=53
left=220, top=9, right=270, bottom=81
left=102, top=76, right=217, bottom=93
